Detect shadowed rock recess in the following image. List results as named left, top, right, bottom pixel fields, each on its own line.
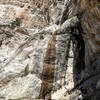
left=0, top=0, right=100, bottom=100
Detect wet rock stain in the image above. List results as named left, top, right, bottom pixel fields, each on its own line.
left=38, top=34, right=56, bottom=100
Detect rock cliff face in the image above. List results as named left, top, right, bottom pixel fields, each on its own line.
left=0, top=0, right=74, bottom=100
left=0, top=0, right=100, bottom=100
left=64, top=0, right=100, bottom=99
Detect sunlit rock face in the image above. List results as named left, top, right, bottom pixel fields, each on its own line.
left=0, top=4, right=45, bottom=29
left=0, top=0, right=74, bottom=100
left=0, top=0, right=62, bottom=28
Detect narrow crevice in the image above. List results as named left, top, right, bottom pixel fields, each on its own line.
left=69, top=20, right=85, bottom=88
left=71, top=23, right=85, bottom=75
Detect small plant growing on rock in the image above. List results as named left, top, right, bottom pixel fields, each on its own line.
left=24, top=64, right=29, bottom=76
left=39, top=34, right=44, bottom=40
left=11, top=18, right=22, bottom=29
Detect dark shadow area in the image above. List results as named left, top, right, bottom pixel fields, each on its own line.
left=71, top=21, right=100, bottom=100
